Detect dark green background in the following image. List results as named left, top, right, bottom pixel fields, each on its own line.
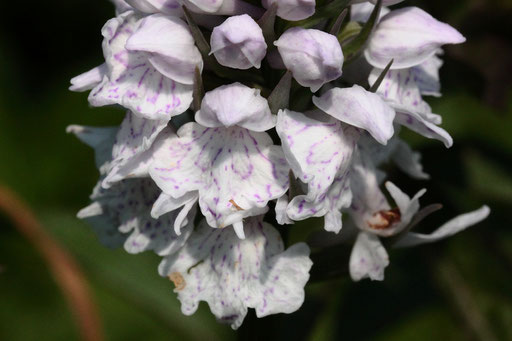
left=1, top=0, right=512, bottom=340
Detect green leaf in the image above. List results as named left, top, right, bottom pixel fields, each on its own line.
left=267, top=71, right=292, bottom=114
left=368, top=59, right=394, bottom=92
left=341, top=0, right=382, bottom=63
left=337, top=21, right=361, bottom=44
left=329, top=8, right=348, bottom=36
left=192, top=67, right=204, bottom=111
left=257, top=3, right=278, bottom=47
left=286, top=0, right=352, bottom=29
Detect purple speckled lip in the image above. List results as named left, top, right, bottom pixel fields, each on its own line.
left=157, top=216, right=312, bottom=329
left=149, top=123, right=290, bottom=230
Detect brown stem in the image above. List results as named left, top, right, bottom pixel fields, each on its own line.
left=0, top=185, right=104, bottom=341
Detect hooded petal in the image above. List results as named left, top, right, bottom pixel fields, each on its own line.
left=365, top=7, right=466, bottom=69
left=394, top=206, right=490, bottom=248
left=195, top=83, right=275, bottom=131
left=149, top=123, right=289, bottom=231
left=158, top=217, right=312, bottom=329
left=88, top=12, right=193, bottom=120
left=125, top=14, right=203, bottom=85
left=102, top=112, right=169, bottom=186
left=349, top=232, right=389, bottom=281
left=69, top=64, right=107, bottom=92
left=210, top=14, right=267, bottom=70
left=313, top=85, right=395, bottom=145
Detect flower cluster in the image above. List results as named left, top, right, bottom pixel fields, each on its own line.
left=69, top=0, right=489, bottom=329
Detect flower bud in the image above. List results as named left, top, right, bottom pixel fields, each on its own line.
left=210, top=14, right=267, bottom=70
left=262, top=0, right=315, bottom=21
left=274, top=28, right=343, bottom=92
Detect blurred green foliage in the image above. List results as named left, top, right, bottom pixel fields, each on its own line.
left=1, top=0, right=512, bottom=340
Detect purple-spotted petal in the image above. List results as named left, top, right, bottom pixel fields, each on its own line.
left=151, top=192, right=199, bottom=235
left=149, top=123, right=289, bottom=230
left=195, top=83, right=275, bottom=131
left=158, top=217, right=312, bottom=329
left=395, top=205, right=490, bottom=248
left=276, top=109, right=358, bottom=232
left=313, top=85, right=395, bottom=145
left=368, top=67, right=432, bottom=116
left=287, top=174, right=352, bottom=233
left=103, top=112, right=169, bottom=186
left=79, top=178, right=195, bottom=256
left=70, top=64, right=107, bottom=92
left=414, top=54, right=443, bottom=97
left=349, top=232, right=389, bottom=281
left=88, top=12, right=193, bottom=119
left=365, top=7, right=466, bottom=69
left=393, top=104, right=453, bottom=147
